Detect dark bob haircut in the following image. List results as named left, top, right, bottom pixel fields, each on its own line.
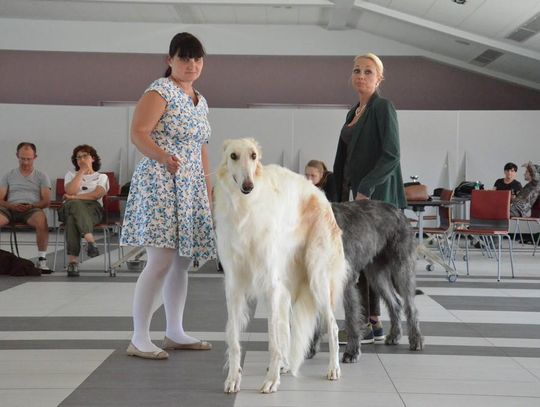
left=71, top=144, right=102, bottom=172
left=504, top=162, right=518, bottom=172
left=164, top=32, right=206, bottom=77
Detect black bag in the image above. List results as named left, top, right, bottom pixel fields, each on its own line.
left=432, top=188, right=443, bottom=197
left=120, top=182, right=131, bottom=196
left=454, top=181, right=484, bottom=198
left=0, top=249, right=42, bottom=276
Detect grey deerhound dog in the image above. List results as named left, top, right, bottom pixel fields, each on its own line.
left=309, top=199, right=424, bottom=363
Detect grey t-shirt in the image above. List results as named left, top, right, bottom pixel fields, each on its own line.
left=0, top=168, right=51, bottom=204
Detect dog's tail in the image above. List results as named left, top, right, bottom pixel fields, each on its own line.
left=289, top=287, right=318, bottom=376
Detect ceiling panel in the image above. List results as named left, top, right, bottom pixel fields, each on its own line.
left=525, top=34, right=540, bottom=52
left=458, top=0, right=540, bottom=38
left=365, top=0, right=392, bottom=6
left=356, top=12, right=464, bottom=56
left=385, top=0, right=438, bottom=17
left=490, top=54, right=540, bottom=84
left=424, top=0, right=486, bottom=28
left=0, top=0, right=537, bottom=88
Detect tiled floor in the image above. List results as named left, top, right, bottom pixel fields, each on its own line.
left=1, top=234, right=540, bottom=406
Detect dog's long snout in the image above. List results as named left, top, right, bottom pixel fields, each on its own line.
left=241, top=180, right=254, bottom=194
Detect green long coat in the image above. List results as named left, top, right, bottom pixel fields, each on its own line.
left=333, top=92, right=406, bottom=209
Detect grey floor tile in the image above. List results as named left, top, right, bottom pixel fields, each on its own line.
left=2, top=246, right=540, bottom=406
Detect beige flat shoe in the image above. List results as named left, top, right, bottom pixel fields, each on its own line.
left=162, top=336, right=212, bottom=350
left=126, top=343, right=169, bottom=360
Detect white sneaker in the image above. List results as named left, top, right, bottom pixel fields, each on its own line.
left=37, top=257, right=52, bottom=273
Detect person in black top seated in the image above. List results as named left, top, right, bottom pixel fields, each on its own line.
left=304, top=160, right=337, bottom=202
left=494, top=162, right=522, bottom=197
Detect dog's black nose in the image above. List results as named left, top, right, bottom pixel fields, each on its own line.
left=241, top=181, right=254, bottom=194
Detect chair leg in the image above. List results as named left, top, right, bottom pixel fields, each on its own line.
left=106, top=228, right=113, bottom=276
left=517, top=220, right=525, bottom=246
left=449, top=232, right=457, bottom=262
left=526, top=221, right=535, bottom=253
left=507, top=235, right=515, bottom=279
left=9, top=226, right=20, bottom=257
left=511, top=219, right=518, bottom=244
left=512, top=219, right=523, bottom=246
left=496, top=235, right=502, bottom=282
left=444, top=233, right=457, bottom=270
left=483, top=236, right=493, bottom=258
left=465, top=236, right=470, bottom=276
left=53, top=225, right=61, bottom=271
left=116, top=225, right=122, bottom=262
left=534, top=221, right=540, bottom=256
left=102, top=229, right=108, bottom=273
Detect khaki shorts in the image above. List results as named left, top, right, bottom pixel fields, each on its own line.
left=0, top=206, right=42, bottom=224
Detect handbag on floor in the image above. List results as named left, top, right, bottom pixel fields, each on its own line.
left=0, top=249, right=42, bottom=276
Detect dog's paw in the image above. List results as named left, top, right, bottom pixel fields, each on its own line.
left=306, top=346, right=317, bottom=359
left=224, top=372, right=242, bottom=393
left=341, top=352, right=360, bottom=363
left=326, top=366, right=341, bottom=380
left=384, top=334, right=401, bottom=346
left=260, top=378, right=280, bottom=393
left=409, top=335, right=424, bottom=351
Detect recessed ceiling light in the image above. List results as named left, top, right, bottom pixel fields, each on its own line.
left=451, top=0, right=467, bottom=4
left=455, top=39, right=470, bottom=45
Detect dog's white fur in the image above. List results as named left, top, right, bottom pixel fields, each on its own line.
left=214, top=138, right=347, bottom=394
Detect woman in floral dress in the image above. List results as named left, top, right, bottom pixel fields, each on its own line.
left=121, top=32, right=215, bottom=359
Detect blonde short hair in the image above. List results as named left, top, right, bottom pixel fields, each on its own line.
left=354, top=53, right=384, bottom=81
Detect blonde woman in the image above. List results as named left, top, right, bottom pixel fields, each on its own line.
left=333, top=53, right=405, bottom=345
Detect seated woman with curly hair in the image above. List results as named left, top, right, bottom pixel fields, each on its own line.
left=59, top=145, right=109, bottom=276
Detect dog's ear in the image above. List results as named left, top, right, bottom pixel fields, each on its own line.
left=222, top=139, right=233, bottom=151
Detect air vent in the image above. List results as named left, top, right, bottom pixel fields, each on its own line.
left=506, top=13, right=540, bottom=42
left=470, top=49, right=503, bottom=66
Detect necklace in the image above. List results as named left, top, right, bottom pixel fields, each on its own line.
left=355, top=104, right=366, bottom=116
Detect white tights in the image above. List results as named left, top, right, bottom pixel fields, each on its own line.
left=131, top=247, right=199, bottom=352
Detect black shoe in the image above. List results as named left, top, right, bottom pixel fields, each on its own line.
left=87, top=243, right=99, bottom=258
left=67, top=262, right=79, bottom=277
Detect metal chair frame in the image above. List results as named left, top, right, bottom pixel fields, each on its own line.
left=450, top=190, right=515, bottom=281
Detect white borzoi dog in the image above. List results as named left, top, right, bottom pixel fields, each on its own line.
left=213, top=138, right=347, bottom=394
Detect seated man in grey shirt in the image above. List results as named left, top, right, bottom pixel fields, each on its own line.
left=0, top=142, right=52, bottom=272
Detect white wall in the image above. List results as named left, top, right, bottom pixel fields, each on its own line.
left=1, top=103, right=539, bottom=200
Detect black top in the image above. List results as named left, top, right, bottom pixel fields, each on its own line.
left=320, top=172, right=338, bottom=202
left=494, top=178, right=522, bottom=196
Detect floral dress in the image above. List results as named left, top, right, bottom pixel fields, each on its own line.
left=121, top=77, right=216, bottom=262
